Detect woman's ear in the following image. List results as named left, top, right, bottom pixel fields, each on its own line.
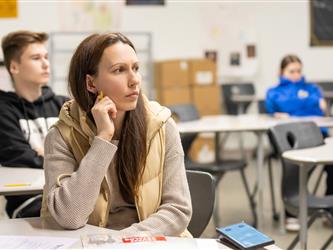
left=86, top=74, right=97, bottom=94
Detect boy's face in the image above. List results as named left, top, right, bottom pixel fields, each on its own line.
left=10, top=42, right=50, bottom=86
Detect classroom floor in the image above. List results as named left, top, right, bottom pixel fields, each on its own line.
left=0, top=152, right=332, bottom=249
left=201, top=151, right=333, bottom=249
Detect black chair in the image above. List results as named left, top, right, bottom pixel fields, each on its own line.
left=220, top=84, right=275, bottom=223
left=315, top=81, right=333, bottom=92
left=220, top=83, right=255, bottom=114
left=186, top=170, right=215, bottom=237
left=268, top=121, right=333, bottom=250
left=219, top=83, right=255, bottom=160
left=257, top=99, right=266, bottom=114
left=258, top=98, right=326, bottom=221
left=168, top=104, right=257, bottom=227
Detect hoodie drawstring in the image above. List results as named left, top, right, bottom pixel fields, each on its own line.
left=41, top=96, right=50, bottom=130
left=20, top=98, right=31, bottom=143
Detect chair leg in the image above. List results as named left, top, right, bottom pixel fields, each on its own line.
left=213, top=175, right=223, bottom=227
left=251, top=182, right=258, bottom=202
left=287, top=210, right=327, bottom=250
left=267, top=156, right=279, bottom=221
left=321, top=234, right=333, bottom=250
left=320, top=212, right=333, bottom=250
left=312, top=165, right=325, bottom=195
left=240, top=169, right=257, bottom=227
left=12, top=194, right=42, bottom=219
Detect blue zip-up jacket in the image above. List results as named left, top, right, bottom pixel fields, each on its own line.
left=265, top=76, right=327, bottom=134
left=266, top=76, right=324, bottom=116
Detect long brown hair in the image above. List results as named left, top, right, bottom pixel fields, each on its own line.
left=68, top=33, right=147, bottom=203
left=280, top=54, right=302, bottom=76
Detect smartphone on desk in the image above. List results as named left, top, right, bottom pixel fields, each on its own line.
left=216, top=222, right=274, bottom=250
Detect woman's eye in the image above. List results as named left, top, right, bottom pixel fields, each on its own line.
left=113, top=68, right=123, bottom=73
left=133, top=66, right=139, bottom=72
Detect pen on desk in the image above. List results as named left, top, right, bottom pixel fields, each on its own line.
left=4, top=183, right=31, bottom=187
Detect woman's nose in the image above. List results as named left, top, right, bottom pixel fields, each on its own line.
left=129, top=70, right=140, bottom=87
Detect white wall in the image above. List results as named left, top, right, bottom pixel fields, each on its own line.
left=122, top=1, right=333, bottom=97
left=1, top=0, right=333, bottom=97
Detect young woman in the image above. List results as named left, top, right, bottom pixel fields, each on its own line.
left=41, top=33, right=192, bottom=237
left=265, top=54, right=332, bottom=231
left=266, top=54, right=327, bottom=119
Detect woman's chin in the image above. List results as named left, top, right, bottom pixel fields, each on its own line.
left=119, top=102, right=138, bottom=112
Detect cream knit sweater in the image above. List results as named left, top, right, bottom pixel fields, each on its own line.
left=43, top=118, right=192, bottom=236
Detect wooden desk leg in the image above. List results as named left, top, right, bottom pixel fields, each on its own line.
left=256, top=132, right=264, bottom=230
left=299, top=163, right=309, bottom=250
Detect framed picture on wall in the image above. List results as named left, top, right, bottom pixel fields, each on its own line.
left=246, top=44, right=256, bottom=58
left=126, top=0, right=165, bottom=5
left=204, top=50, right=218, bottom=63
left=310, top=0, right=333, bottom=46
left=230, top=52, right=241, bottom=66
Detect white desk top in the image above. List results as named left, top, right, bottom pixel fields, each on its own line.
left=0, top=218, right=281, bottom=249
left=0, top=166, right=44, bottom=196
left=283, top=137, right=333, bottom=165
left=177, top=114, right=275, bottom=133
left=177, top=114, right=333, bottom=134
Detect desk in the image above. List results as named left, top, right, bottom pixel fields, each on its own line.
left=0, top=217, right=281, bottom=249
left=282, top=137, right=333, bottom=249
left=177, top=114, right=333, bottom=230
left=0, top=166, right=44, bottom=196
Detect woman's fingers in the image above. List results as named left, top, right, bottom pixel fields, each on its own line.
left=95, top=96, right=117, bottom=119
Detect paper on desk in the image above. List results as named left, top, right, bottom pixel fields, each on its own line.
left=81, top=233, right=220, bottom=249
left=0, top=235, right=78, bottom=249
left=0, top=166, right=45, bottom=187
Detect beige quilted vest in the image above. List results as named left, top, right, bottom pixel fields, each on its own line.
left=41, top=97, right=191, bottom=237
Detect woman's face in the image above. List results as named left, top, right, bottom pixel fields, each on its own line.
left=282, top=62, right=302, bottom=82
left=89, top=42, right=141, bottom=112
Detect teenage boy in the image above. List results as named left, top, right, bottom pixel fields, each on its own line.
left=0, top=30, right=68, bottom=218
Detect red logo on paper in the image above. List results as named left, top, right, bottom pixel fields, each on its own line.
left=122, top=236, right=166, bottom=243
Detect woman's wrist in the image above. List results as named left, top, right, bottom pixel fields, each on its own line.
left=97, top=132, right=113, bottom=141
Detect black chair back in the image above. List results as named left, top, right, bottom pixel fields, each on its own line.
left=168, top=104, right=200, bottom=157
left=186, top=170, right=215, bottom=237
left=316, top=81, right=333, bottom=92
left=257, top=99, right=267, bottom=114
left=221, top=83, right=255, bottom=114
left=268, top=121, right=324, bottom=201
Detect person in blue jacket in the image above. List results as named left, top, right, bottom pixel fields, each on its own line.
left=266, top=54, right=332, bottom=231
left=266, top=54, right=327, bottom=119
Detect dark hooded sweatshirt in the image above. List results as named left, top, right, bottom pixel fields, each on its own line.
left=0, top=86, right=68, bottom=217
